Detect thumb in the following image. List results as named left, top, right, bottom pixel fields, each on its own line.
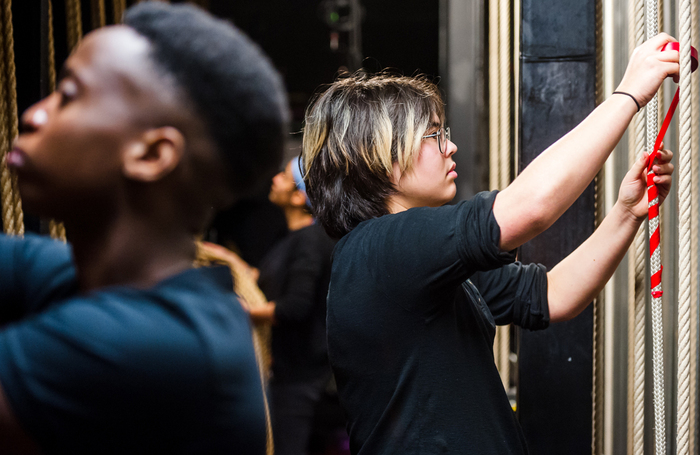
left=631, top=152, right=650, bottom=177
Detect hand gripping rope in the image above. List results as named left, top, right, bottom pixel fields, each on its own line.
left=647, top=42, right=697, bottom=301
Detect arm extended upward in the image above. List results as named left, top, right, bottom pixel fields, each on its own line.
left=494, top=33, right=679, bottom=252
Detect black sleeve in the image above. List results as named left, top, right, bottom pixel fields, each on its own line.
left=368, top=191, right=516, bottom=304
left=470, top=262, right=550, bottom=330
left=0, top=234, right=77, bottom=323
left=274, top=230, right=329, bottom=324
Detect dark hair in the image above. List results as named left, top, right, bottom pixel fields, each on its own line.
left=302, top=73, right=444, bottom=238
left=124, top=3, right=289, bottom=199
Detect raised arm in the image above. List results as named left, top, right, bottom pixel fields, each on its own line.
left=494, top=33, right=679, bottom=251
left=546, top=148, right=673, bottom=322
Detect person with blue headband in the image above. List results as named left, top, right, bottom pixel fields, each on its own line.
left=248, top=156, right=337, bottom=455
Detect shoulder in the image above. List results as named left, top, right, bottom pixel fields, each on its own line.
left=0, top=234, right=77, bottom=312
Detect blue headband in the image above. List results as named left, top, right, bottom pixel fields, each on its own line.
left=291, top=156, right=309, bottom=206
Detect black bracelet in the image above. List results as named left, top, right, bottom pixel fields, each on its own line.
left=612, top=91, right=641, bottom=112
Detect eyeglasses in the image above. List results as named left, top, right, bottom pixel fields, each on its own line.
left=422, top=126, right=451, bottom=154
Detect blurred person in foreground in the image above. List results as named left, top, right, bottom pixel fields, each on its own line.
left=248, top=157, right=336, bottom=455
left=301, top=34, right=677, bottom=454
left=0, top=3, right=288, bottom=454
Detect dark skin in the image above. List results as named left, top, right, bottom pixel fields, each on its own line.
left=1, top=26, right=233, bottom=452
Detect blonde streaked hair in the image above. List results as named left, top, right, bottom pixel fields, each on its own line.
left=301, top=73, right=444, bottom=238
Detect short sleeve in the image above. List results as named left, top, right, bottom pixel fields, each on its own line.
left=0, top=234, right=76, bottom=322
left=470, top=262, right=550, bottom=330
left=364, top=191, right=516, bottom=298
left=0, top=294, right=210, bottom=452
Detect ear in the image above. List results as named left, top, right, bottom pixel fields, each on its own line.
left=290, top=189, right=308, bottom=208
left=122, top=127, right=185, bottom=182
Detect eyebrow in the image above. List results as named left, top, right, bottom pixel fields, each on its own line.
left=429, top=121, right=442, bottom=129
left=57, top=65, right=85, bottom=88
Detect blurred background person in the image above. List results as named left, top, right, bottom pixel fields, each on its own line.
left=248, top=157, right=337, bottom=455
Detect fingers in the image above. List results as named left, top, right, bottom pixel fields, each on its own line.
left=653, top=147, right=674, bottom=165
left=651, top=32, right=678, bottom=50
left=618, top=34, right=680, bottom=105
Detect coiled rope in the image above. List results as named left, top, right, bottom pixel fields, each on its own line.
left=496, top=0, right=512, bottom=391
left=488, top=0, right=513, bottom=390
left=689, top=1, right=699, bottom=452
left=676, top=0, right=695, bottom=451
left=592, top=0, right=605, bottom=452
left=627, top=0, right=646, bottom=451
left=65, top=0, right=82, bottom=53
left=487, top=0, right=503, bottom=383
left=195, top=242, right=274, bottom=455
left=0, top=0, right=24, bottom=235
left=46, top=0, right=66, bottom=241
left=91, top=0, right=105, bottom=30
left=112, top=0, right=126, bottom=24
left=644, top=1, right=666, bottom=453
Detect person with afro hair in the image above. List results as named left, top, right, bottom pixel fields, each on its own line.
left=0, top=3, right=288, bottom=454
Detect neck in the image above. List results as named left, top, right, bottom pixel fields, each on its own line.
left=386, top=196, right=411, bottom=214
left=284, top=206, right=314, bottom=231
left=66, top=213, right=196, bottom=293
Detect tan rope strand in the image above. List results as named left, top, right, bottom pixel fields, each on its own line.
left=487, top=0, right=502, bottom=372
left=689, top=0, right=699, bottom=451
left=496, top=0, right=511, bottom=390
left=676, top=0, right=693, bottom=452
left=2, top=0, right=22, bottom=235
left=65, top=0, right=83, bottom=53
left=45, top=0, right=66, bottom=241
left=195, top=243, right=274, bottom=455
left=488, top=0, right=500, bottom=193
left=91, top=0, right=106, bottom=30
left=592, top=0, right=604, bottom=452
left=0, top=0, right=14, bottom=234
left=112, top=0, right=126, bottom=25
left=626, top=0, right=646, bottom=452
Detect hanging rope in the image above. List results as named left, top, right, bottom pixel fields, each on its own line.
left=65, top=0, right=82, bottom=52
left=592, top=0, right=606, bottom=451
left=676, top=0, right=694, bottom=451
left=627, top=0, right=646, bottom=452
left=195, top=242, right=274, bottom=455
left=643, top=1, right=666, bottom=453
left=689, top=1, right=699, bottom=452
left=91, top=0, right=106, bottom=30
left=112, top=0, right=126, bottom=25
left=496, top=0, right=511, bottom=391
left=0, top=0, right=24, bottom=235
left=487, top=0, right=503, bottom=378
left=45, top=0, right=66, bottom=242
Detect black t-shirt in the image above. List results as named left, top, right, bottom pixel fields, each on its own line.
left=258, top=223, right=336, bottom=383
left=327, top=191, right=549, bottom=455
left=0, top=234, right=266, bottom=454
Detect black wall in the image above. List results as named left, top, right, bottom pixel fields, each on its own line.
left=517, top=0, right=597, bottom=453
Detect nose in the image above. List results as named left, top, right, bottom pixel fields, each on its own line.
left=20, top=95, right=54, bottom=134
left=271, top=171, right=285, bottom=186
left=444, top=139, right=457, bottom=157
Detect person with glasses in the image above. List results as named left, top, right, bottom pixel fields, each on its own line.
left=301, top=33, right=677, bottom=455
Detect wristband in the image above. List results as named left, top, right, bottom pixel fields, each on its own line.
left=612, top=91, right=641, bottom=112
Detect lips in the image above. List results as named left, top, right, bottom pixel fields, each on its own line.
left=447, top=162, right=456, bottom=174
left=6, top=147, right=27, bottom=169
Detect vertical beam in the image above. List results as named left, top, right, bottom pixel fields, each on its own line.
left=441, top=0, right=487, bottom=201
left=516, top=0, right=596, bottom=453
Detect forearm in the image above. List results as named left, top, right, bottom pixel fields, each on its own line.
left=495, top=94, right=637, bottom=251
left=547, top=202, right=642, bottom=322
